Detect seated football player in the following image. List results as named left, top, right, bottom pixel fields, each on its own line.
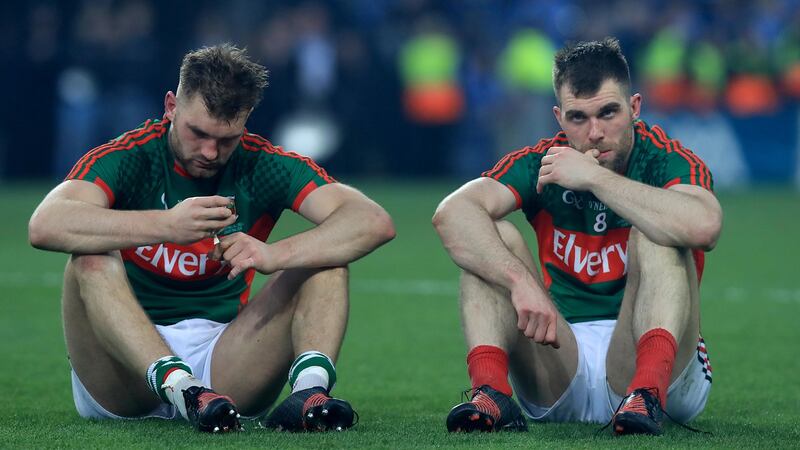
left=29, top=44, right=395, bottom=433
left=432, top=38, right=720, bottom=435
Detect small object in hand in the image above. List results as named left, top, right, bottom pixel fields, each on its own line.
left=216, top=196, right=238, bottom=239
left=226, top=196, right=237, bottom=216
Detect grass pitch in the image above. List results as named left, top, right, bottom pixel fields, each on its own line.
left=1, top=180, right=798, bottom=449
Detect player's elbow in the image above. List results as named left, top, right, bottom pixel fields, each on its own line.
left=432, top=201, right=462, bottom=254
left=369, top=206, right=396, bottom=246
left=432, top=195, right=462, bottom=234
left=378, top=210, right=397, bottom=244
left=686, top=210, right=722, bottom=251
left=28, top=211, right=53, bottom=250
left=431, top=201, right=450, bottom=238
left=695, top=214, right=722, bottom=251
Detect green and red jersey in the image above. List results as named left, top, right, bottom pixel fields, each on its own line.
left=66, top=118, right=335, bottom=325
left=482, top=120, right=714, bottom=323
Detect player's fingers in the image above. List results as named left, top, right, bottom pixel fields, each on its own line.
left=228, top=256, right=254, bottom=280
left=227, top=264, right=241, bottom=280
left=217, top=233, right=241, bottom=251
left=227, top=256, right=244, bottom=279
left=545, top=318, right=560, bottom=349
left=537, top=173, right=553, bottom=194
left=524, top=316, right=538, bottom=338
left=222, top=239, right=246, bottom=262
left=517, top=311, right=528, bottom=332
left=219, top=238, right=244, bottom=262
left=192, top=195, right=235, bottom=208
left=532, top=314, right=548, bottom=343
left=197, top=206, right=234, bottom=220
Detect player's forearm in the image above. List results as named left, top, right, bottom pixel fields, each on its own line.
left=29, top=200, right=168, bottom=253
left=589, top=171, right=720, bottom=249
left=269, top=202, right=396, bottom=269
left=433, top=199, right=531, bottom=291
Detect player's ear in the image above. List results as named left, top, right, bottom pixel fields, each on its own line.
left=629, top=93, right=642, bottom=121
left=552, top=105, right=563, bottom=128
left=164, top=91, right=177, bottom=121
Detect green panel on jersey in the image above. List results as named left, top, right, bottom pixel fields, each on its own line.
left=546, top=264, right=627, bottom=323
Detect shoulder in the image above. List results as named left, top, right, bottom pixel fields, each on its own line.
left=66, top=119, right=167, bottom=180
left=240, top=132, right=300, bottom=163
left=634, top=120, right=678, bottom=150
left=240, top=131, right=335, bottom=182
left=634, top=120, right=699, bottom=160
left=106, top=119, right=168, bottom=153
left=482, top=132, right=568, bottom=180
left=632, top=120, right=713, bottom=188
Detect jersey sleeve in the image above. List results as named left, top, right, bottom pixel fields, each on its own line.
left=284, top=152, right=337, bottom=212
left=481, top=141, right=554, bottom=211
left=65, top=141, right=122, bottom=206
left=645, top=125, right=715, bottom=192
left=64, top=121, right=162, bottom=207
left=250, top=148, right=337, bottom=213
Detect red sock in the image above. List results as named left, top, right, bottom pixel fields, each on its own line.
left=627, top=328, right=677, bottom=408
left=467, top=345, right=513, bottom=397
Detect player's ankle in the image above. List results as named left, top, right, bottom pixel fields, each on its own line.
left=145, top=355, right=203, bottom=420
left=289, top=351, right=337, bottom=393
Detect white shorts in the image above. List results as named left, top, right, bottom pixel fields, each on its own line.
left=513, top=320, right=712, bottom=424
left=71, top=318, right=228, bottom=420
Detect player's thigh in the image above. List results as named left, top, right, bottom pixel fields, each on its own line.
left=494, top=220, right=579, bottom=406
left=63, top=256, right=160, bottom=417
left=507, top=317, right=578, bottom=407
left=606, top=231, right=701, bottom=395
left=210, top=268, right=318, bottom=412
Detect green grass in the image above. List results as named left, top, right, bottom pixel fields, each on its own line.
left=1, top=180, right=799, bottom=449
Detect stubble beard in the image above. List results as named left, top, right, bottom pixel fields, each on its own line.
left=167, top=125, right=208, bottom=178
left=597, top=125, right=634, bottom=174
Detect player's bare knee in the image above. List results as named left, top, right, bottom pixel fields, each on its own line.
left=319, top=266, right=349, bottom=284
left=629, top=227, right=689, bottom=269
left=300, top=266, right=348, bottom=294
left=69, top=253, right=126, bottom=281
left=70, top=253, right=117, bottom=273
left=292, top=266, right=349, bottom=306
left=495, top=221, right=527, bottom=257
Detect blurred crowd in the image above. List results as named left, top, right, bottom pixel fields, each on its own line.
left=2, top=0, right=800, bottom=183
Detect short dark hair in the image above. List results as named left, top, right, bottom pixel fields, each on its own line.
left=553, top=38, right=631, bottom=104
left=178, top=44, right=269, bottom=121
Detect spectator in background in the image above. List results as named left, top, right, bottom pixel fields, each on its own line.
left=248, top=9, right=298, bottom=134
left=53, top=0, right=160, bottom=178
left=397, top=13, right=463, bottom=176
left=3, top=0, right=800, bottom=184
left=496, top=28, right=559, bottom=157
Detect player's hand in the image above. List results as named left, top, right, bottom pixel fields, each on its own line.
left=536, top=146, right=601, bottom=193
left=163, top=196, right=237, bottom=244
left=211, top=232, right=277, bottom=279
left=509, top=278, right=560, bottom=348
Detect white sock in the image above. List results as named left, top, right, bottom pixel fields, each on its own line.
left=292, top=366, right=330, bottom=393
left=162, top=370, right=204, bottom=420
left=288, top=351, right=337, bottom=393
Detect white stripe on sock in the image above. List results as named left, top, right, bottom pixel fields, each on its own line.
left=292, top=366, right=330, bottom=393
